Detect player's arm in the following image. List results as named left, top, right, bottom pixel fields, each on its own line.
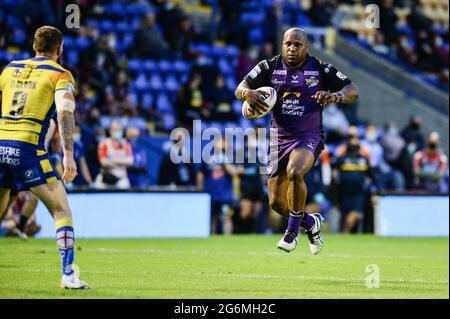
left=55, top=89, right=77, bottom=184
left=235, top=60, right=271, bottom=114
left=313, top=62, right=359, bottom=107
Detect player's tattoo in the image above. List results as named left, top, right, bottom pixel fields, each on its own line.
left=57, top=111, right=75, bottom=152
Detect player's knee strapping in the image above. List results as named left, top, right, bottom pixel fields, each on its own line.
left=55, top=218, right=75, bottom=276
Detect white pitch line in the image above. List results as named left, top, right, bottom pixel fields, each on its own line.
left=1, top=268, right=448, bottom=285
left=84, top=247, right=448, bottom=261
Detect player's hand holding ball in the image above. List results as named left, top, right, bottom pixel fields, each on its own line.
left=242, top=86, right=277, bottom=119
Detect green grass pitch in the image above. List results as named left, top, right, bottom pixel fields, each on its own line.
left=0, top=235, right=448, bottom=298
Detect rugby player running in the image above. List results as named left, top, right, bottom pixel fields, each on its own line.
left=0, top=26, right=90, bottom=288
left=235, top=28, right=358, bottom=254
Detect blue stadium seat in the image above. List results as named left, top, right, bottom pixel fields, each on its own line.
left=165, top=75, right=179, bottom=92
left=225, top=46, right=240, bottom=57
left=142, top=60, right=158, bottom=72
left=128, top=92, right=139, bottom=107
left=161, top=113, right=176, bottom=131
left=226, top=76, right=237, bottom=91
left=158, top=60, right=172, bottom=72
left=66, top=50, right=79, bottom=66
left=63, top=36, right=76, bottom=49
left=75, top=38, right=91, bottom=50
left=134, top=73, right=149, bottom=90
left=232, top=100, right=242, bottom=113
left=241, top=12, right=265, bottom=25
left=218, top=58, right=234, bottom=74
left=116, top=21, right=129, bottom=33
left=98, top=20, right=114, bottom=33
left=141, top=93, right=154, bottom=109
left=122, top=33, right=135, bottom=50
left=156, top=93, right=172, bottom=112
left=127, top=59, right=141, bottom=73
left=248, top=29, right=264, bottom=45
left=173, top=60, right=190, bottom=72
left=149, top=74, right=163, bottom=90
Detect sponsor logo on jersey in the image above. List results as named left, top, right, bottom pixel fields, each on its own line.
left=305, top=76, right=319, bottom=88
left=13, top=69, right=22, bottom=77
left=291, top=75, right=299, bottom=83
left=304, top=70, right=319, bottom=76
left=336, top=71, right=348, bottom=80
left=273, top=70, right=287, bottom=75
left=282, top=92, right=301, bottom=99
left=248, top=65, right=262, bottom=79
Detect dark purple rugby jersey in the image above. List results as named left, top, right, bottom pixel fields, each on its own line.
left=243, top=54, right=352, bottom=137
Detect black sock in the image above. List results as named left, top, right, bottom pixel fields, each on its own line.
left=18, top=215, right=28, bottom=232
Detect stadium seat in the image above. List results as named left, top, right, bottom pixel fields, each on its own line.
left=248, top=28, right=264, bottom=45
left=142, top=60, right=158, bottom=72
left=66, top=50, right=79, bottom=66
left=141, top=93, right=154, bottom=109
left=156, top=94, right=173, bottom=113
left=149, top=74, right=163, bottom=90
left=173, top=60, right=190, bottom=73
left=218, top=58, right=233, bottom=74
left=134, top=73, right=149, bottom=90
left=75, top=38, right=91, bottom=50
left=99, top=20, right=114, bottom=33
left=158, top=60, right=172, bottom=72
left=164, top=75, right=179, bottom=92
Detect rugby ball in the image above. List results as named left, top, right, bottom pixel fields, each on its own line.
left=242, top=86, right=277, bottom=119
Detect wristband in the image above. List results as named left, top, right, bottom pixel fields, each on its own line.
left=333, top=91, right=345, bottom=103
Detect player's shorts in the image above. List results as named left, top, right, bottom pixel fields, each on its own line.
left=0, top=141, right=60, bottom=191
left=266, top=132, right=324, bottom=179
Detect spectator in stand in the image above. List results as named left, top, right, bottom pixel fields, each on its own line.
left=335, top=126, right=370, bottom=158
left=413, top=132, right=448, bottom=193
left=112, top=71, right=129, bottom=102
left=381, top=121, right=417, bottom=189
left=362, top=124, right=404, bottom=190
left=126, top=127, right=149, bottom=188
left=401, top=115, right=425, bottom=151
left=309, top=0, right=337, bottom=26
left=71, top=125, right=94, bottom=188
left=175, top=71, right=209, bottom=130
left=197, top=137, right=243, bottom=235
left=322, top=103, right=350, bottom=145
left=158, top=134, right=197, bottom=188
left=133, top=12, right=170, bottom=59
left=378, top=0, right=399, bottom=46
left=236, top=134, right=265, bottom=233
left=167, top=15, right=197, bottom=59
left=206, top=74, right=238, bottom=123
left=95, top=121, right=134, bottom=189
left=79, top=34, right=119, bottom=93
left=333, top=137, right=377, bottom=233
left=397, top=33, right=418, bottom=67
left=74, top=83, right=97, bottom=125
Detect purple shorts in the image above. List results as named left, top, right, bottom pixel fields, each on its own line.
left=266, top=133, right=324, bottom=179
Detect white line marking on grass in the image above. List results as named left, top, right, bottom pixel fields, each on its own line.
left=2, top=268, right=448, bottom=285
left=88, top=247, right=447, bottom=261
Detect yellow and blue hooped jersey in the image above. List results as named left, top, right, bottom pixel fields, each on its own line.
left=0, top=56, right=75, bottom=150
